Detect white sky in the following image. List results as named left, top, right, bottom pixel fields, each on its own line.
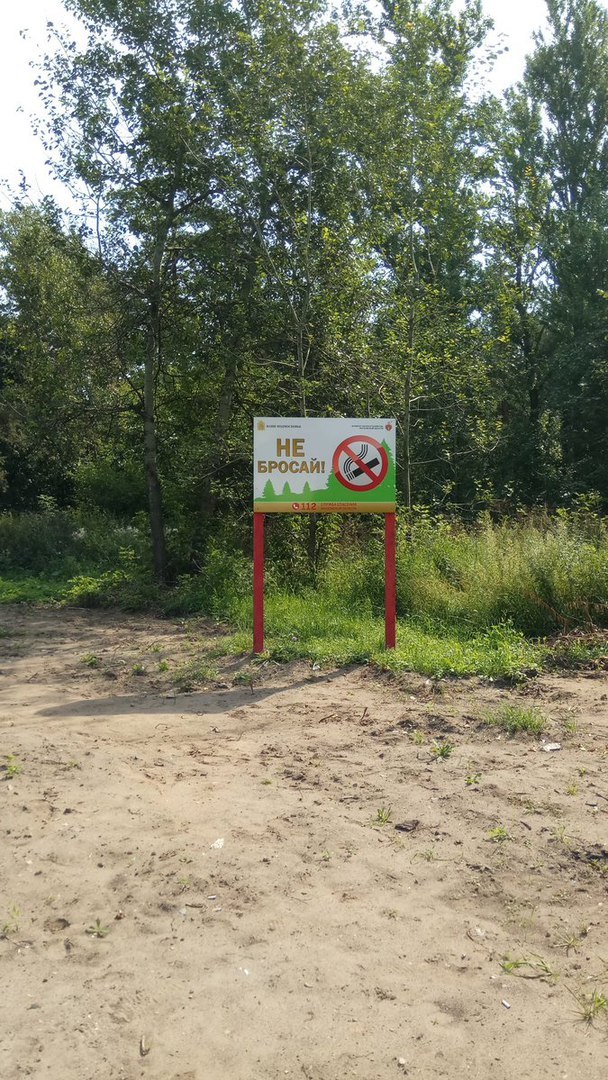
left=0, top=0, right=602, bottom=207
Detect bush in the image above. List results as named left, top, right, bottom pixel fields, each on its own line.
left=63, top=570, right=159, bottom=609
left=394, top=513, right=608, bottom=635
left=162, top=547, right=252, bottom=619
left=0, top=506, right=149, bottom=575
left=2, top=507, right=607, bottom=645
left=73, top=461, right=147, bottom=517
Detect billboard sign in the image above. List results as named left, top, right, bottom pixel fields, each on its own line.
left=253, top=417, right=396, bottom=513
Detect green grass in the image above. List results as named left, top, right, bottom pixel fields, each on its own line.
left=86, top=918, right=110, bottom=938
left=3, top=755, right=22, bottom=779
left=172, top=657, right=219, bottom=692
left=483, top=704, right=546, bottom=736
left=488, top=826, right=511, bottom=842
left=500, top=955, right=555, bottom=981
left=0, top=572, right=577, bottom=681
left=431, top=740, right=455, bottom=760
left=391, top=512, right=608, bottom=636
left=2, top=509, right=608, bottom=679
left=0, top=573, right=75, bottom=604
left=1, top=904, right=21, bottom=936
left=571, top=988, right=608, bottom=1026
left=221, top=592, right=542, bottom=678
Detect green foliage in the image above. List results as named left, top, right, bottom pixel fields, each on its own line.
left=483, top=704, right=546, bottom=736
left=487, top=826, right=511, bottom=843
left=0, top=2, right=607, bottom=647
left=524, top=0, right=608, bottom=500
left=3, top=755, right=22, bottom=779
left=73, top=461, right=147, bottom=517
left=431, top=741, right=455, bottom=760
left=3, top=508, right=608, bottom=678
left=547, top=633, right=608, bottom=669
left=64, top=570, right=158, bottom=610
left=395, top=512, right=608, bottom=635
left=0, top=574, right=73, bottom=604
left=86, top=918, right=110, bottom=938
left=0, top=507, right=148, bottom=575
left=0, top=202, right=118, bottom=512
left=161, top=548, right=252, bottom=618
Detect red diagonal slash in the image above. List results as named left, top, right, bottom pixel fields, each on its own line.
left=346, top=442, right=378, bottom=481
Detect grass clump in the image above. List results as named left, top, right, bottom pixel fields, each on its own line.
left=374, top=806, right=392, bottom=826
left=1, top=905, right=21, bottom=936
left=500, top=955, right=555, bottom=981
left=572, top=988, right=608, bottom=1026
left=3, top=755, right=22, bottom=779
left=172, top=656, right=218, bottom=692
left=554, top=926, right=589, bottom=954
left=431, top=740, right=455, bottom=760
left=483, top=704, right=546, bottom=736
left=487, top=826, right=511, bottom=842
left=86, top=918, right=110, bottom=938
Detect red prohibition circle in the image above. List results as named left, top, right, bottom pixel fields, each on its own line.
left=332, top=435, right=389, bottom=492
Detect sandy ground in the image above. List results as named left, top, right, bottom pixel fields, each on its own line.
left=0, top=605, right=607, bottom=1080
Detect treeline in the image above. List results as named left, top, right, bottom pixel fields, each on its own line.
left=0, top=0, right=607, bottom=581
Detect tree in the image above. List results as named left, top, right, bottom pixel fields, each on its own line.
left=0, top=199, right=121, bottom=509
left=525, top=0, right=608, bottom=497
left=38, top=0, right=224, bottom=578
left=362, top=0, right=499, bottom=508
left=481, top=89, right=556, bottom=502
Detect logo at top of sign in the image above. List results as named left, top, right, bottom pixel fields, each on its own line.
left=332, top=435, right=389, bottom=492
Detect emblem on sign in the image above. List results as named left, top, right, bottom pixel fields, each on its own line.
left=332, top=435, right=389, bottom=492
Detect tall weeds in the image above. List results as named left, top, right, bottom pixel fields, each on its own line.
left=1, top=507, right=607, bottom=639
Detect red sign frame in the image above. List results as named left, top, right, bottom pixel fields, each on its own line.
left=253, top=512, right=396, bottom=654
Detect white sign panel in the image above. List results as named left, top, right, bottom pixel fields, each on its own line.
left=253, top=417, right=396, bottom=513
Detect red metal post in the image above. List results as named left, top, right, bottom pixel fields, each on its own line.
left=253, top=513, right=265, bottom=653
left=385, top=512, right=397, bottom=649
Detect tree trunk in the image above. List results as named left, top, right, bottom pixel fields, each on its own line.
left=143, top=189, right=179, bottom=584
left=200, top=252, right=257, bottom=530
left=307, top=513, right=319, bottom=576
left=402, top=145, right=418, bottom=511
left=402, top=298, right=415, bottom=510
left=200, top=349, right=240, bottom=523
left=515, top=262, right=543, bottom=495
left=144, top=292, right=167, bottom=583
